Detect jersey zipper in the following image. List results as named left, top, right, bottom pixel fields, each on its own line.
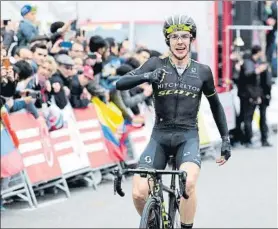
left=172, top=65, right=190, bottom=122
left=168, top=57, right=191, bottom=124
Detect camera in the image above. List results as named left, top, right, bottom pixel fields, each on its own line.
left=26, top=90, right=41, bottom=99
left=26, top=90, right=43, bottom=108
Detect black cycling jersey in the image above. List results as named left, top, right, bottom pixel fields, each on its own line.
left=116, top=56, right=229, bottom=137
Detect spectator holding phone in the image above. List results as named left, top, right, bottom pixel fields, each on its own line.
left=0, top=60, right=43, bottom=126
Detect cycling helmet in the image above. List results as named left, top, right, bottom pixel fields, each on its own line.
left=163, top=14, right=197, bottom=46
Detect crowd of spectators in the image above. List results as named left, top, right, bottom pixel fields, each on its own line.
left=229, top=0, right=277, bottom=147
left=1, top=4, right=166, bottom=132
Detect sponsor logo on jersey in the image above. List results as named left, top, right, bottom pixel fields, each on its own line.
left=157, top=89, right=199, bottom=98
left=144, top=156, right=152, bottom=164
left=157, top=83, right=200, bottom=92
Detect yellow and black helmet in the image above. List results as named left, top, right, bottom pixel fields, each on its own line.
left=163, top=14, right=197, bottom=45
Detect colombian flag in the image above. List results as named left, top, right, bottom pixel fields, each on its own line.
left=91, top=97, right=127, bottom=162
left=0, top=124, right=24, bottom=178
left=100, top=124, right=127, bottom=162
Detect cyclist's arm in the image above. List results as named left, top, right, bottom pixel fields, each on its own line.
left=202, top=65, right=229, bottom=138
left=116, top=57, right=158, bottom=90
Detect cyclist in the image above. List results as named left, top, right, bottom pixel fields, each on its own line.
left=116, top=14, right=231, bottom=229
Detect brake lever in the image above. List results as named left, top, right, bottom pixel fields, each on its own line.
left=113, top=169, right=125, bottom=197
left=179, top=171, right=189, bottom=199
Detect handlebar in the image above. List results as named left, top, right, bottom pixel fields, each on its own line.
left=113, top=168, right=189, bottom=199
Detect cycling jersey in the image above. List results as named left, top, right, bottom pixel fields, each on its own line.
left=116, top=56, right=228, bottom=135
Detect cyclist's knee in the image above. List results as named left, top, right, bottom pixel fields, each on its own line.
left=180, top=162, right=200, bottom=196
left=132, top=175, right=149, bottom=201
left=185, top=177, right=197, bottom=195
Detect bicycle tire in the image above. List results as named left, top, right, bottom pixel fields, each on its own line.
left=139, top=197, right=161, bottom=228
left=168, top=195, right=181, bottom=228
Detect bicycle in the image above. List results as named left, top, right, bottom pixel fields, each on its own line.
left=114, top=156, right=189, bottom=229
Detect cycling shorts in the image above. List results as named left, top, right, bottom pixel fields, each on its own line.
left=138, top=128, right=201, bottom=169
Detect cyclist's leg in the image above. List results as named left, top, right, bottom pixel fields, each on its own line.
left=132, top=132, right=168, bottom=216
left=176, top=130, right=201, bottom=227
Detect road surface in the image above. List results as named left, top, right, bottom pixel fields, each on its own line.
left=1, top=135, right=277, bottom=228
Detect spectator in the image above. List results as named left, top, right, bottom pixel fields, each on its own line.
left=263, top=1, right=277, bottom=65
left=30, top=43, right=48, bottom=73
left=105, top=37, right=121, bottom=67
left=133, top=48, right=151, bottom=66
left=110, top=64, right=152, bottom=122
left=48, top=54, right=74, bottom=109
left=70, top=65, right=94, bottom=108
left=14, top=60, right=35, bottom=91
left=1, top=35, right=7, bottom=60
left=118, top=39, right=130, bottom=57
left=102, top=40, right=111, bottom=63
left=1, top=65, right=17, bottom=105
left=1, top=20, right=18, bottom=51
left=73, top=57, right=84, bottom=75
left=14, top=47, right=33, bottom=63
left=49, top=20, right=72, bottom=46
left=29, top=35, right=50, bottom=49
left=17, top=4, right=39, bottom=47
left=0, top=60, right=41, bottom=122
left=149, top=50, right=162, bottom=58
left=69, top=42, right=85, bottom=59
left=33, top=55, right=57, bottom=91
left=238, top=45, right=272, bottom=147
left=125, top=57, right=140, bottom=69
left=89, top=35, right=107, bottom=75
left=125, top=57, right=153, bottom=113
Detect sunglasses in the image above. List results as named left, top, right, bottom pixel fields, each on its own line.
left=168, top=33, right=192, bottom=41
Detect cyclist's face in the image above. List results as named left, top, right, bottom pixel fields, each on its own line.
left=169, top=31, right=191, bottom=60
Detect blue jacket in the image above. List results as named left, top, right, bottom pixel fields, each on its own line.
left=17, top=19, right=39, bottom=47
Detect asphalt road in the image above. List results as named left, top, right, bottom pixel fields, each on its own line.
left=1, top=135, right=277, bottom=228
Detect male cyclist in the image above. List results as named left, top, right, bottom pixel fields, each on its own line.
left=116, top=14, right=231, bottom=229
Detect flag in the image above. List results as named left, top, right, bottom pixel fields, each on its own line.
left=100, top=124, right=127, bottom=162
left=1, top=124, right=24, bottom=178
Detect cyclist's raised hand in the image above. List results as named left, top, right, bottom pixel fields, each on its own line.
left=144, top=68, right=168, bottom=84
left=216, top=136, right=231, bottom=166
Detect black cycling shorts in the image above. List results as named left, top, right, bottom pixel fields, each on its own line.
left=138, top=129, right=201, bottom=169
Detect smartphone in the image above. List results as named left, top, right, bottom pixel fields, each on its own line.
left=71, top=19, right=78, bottom=31
left=3, top=19, right=11, bottom=26
left=88, top=53, right=97, bottom=59
left=60, top=41, right=73, bottom=49
left=2, top=58, right=11, bottom=68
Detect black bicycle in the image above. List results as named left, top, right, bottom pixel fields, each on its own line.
left=114, top=157, right=189, bottom=229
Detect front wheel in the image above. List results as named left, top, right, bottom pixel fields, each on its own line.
left=139, top=197, right=161, bottom=228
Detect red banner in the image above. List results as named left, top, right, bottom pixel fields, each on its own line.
left=9, top=113, right=63, bottom=184
left=74, top=107, right=116, bottom=168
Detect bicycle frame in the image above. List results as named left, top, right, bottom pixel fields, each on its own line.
left=150, top=164, right=180, bottom=228
left=149, top=174, right=170, bottom=229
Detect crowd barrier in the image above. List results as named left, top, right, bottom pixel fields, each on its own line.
left=1, top=88, right=277, bottom=209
